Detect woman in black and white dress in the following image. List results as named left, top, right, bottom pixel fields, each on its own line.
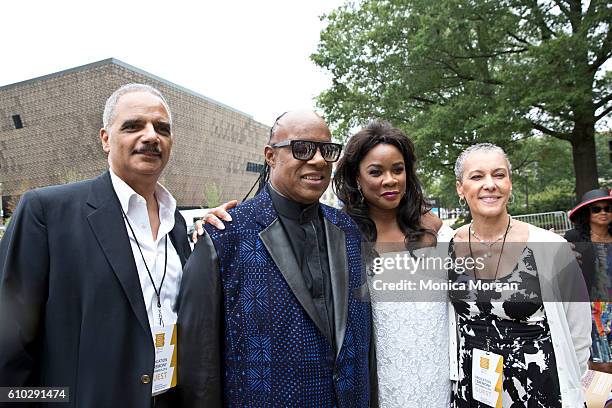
left=448, top=143, right=591, bottom=407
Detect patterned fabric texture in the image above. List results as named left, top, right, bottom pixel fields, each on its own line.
left=449, top=245, right=562, bottom=408
left=590, top=243, right=612, bottom=362
left=369, top=230, right=453, bottom=408
left=204, top=189, right=371, bottom=407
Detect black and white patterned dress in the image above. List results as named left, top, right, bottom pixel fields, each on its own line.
left=449, top=243, right=562, bottom=407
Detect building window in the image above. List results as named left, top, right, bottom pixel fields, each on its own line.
left=246, top=162, right=264, bottom=173
left=12, top=115, right=23, bottom=129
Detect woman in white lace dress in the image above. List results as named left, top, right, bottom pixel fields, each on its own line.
left=333, top=121, right=452, bottom=407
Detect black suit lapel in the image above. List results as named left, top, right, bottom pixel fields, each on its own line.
left=324, top=218, right=348, bottom=357
left=259, top=219, right=330, bottom=342
left=86, top=172, right=151, bottom=337
left=169, top=211, right=190, bottom=267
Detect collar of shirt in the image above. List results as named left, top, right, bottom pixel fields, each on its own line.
left=109, top=169, right=177, bottom=242
left=109, top=169, right=183, bottom=329
left=267, top=183, right=319, bottom=225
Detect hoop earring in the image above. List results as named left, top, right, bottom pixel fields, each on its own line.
left=509, top=193, right=515, bottom=204
left=357, top=184, right=364, bottom=204
left=459, top=197, right=466, bottom=209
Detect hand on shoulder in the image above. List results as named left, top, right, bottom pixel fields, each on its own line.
left=191, top=200, right=239, bottom=243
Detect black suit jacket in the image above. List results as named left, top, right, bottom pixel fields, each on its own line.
left=0, top=171, right=191, bottom=407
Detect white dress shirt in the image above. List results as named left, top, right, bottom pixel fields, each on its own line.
left=109, top=170, right=183, bottom=332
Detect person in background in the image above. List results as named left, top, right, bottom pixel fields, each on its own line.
left=565, top=188, right=612, bottom=369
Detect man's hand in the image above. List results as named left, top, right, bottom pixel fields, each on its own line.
left=191, top=200, right=238, bottom=243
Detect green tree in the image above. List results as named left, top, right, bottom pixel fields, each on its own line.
left=509, top=136, right=576, bottom=211
left=203, top=182, right=223, bottom=208
left=312, top=0, right=611, bottom=197
left=60, top=168, right=82, bottom=184
left=596, top=131, right=612, bottom=183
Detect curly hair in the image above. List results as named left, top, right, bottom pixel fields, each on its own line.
left=333, top=121, right=434, bottom=245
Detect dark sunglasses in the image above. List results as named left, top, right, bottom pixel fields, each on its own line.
left=590, top=204, right=611, bottom=214
left=270, top=140, right=343, bottom=162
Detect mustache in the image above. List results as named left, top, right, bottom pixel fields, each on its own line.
left=133, top=145, right=161, bottom=154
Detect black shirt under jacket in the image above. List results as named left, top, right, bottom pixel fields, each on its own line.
left=267, top=184, right=336, bottom=348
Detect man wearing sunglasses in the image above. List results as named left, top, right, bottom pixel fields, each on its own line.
left=177, top=111, right=371, bottom=407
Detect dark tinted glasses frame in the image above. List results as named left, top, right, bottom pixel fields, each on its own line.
left=590, top=205, right=611, bottom=214
left=270, top=140, right=343, bottom=162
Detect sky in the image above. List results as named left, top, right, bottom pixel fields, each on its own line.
left=1, top=0, right=344, bottom=126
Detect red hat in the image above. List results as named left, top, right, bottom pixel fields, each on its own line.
left=568, top=188, right=612, bottom=221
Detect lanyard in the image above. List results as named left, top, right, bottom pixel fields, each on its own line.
left=121, top=207, right=168, bottom=327
left=468, top=215, right=511, bottom=352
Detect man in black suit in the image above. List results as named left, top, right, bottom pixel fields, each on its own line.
left=0, top=84, right=191, bottom=407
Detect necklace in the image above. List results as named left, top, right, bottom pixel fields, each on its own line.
left=591, top=231, right=611, bottom=239
left=591, top=232, right=612, bottom=243
left=469, top=216, right=513, bottom=258
left=468, top=215, right=512, bottom=280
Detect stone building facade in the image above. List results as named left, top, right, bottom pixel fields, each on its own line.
left=0, top=58, right=269, bottom=214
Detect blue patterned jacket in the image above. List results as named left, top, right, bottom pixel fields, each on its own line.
left=178, top=188, right=371, bottom=407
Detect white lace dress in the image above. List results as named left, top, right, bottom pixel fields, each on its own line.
left=370, top=225, right=454, bottom=408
